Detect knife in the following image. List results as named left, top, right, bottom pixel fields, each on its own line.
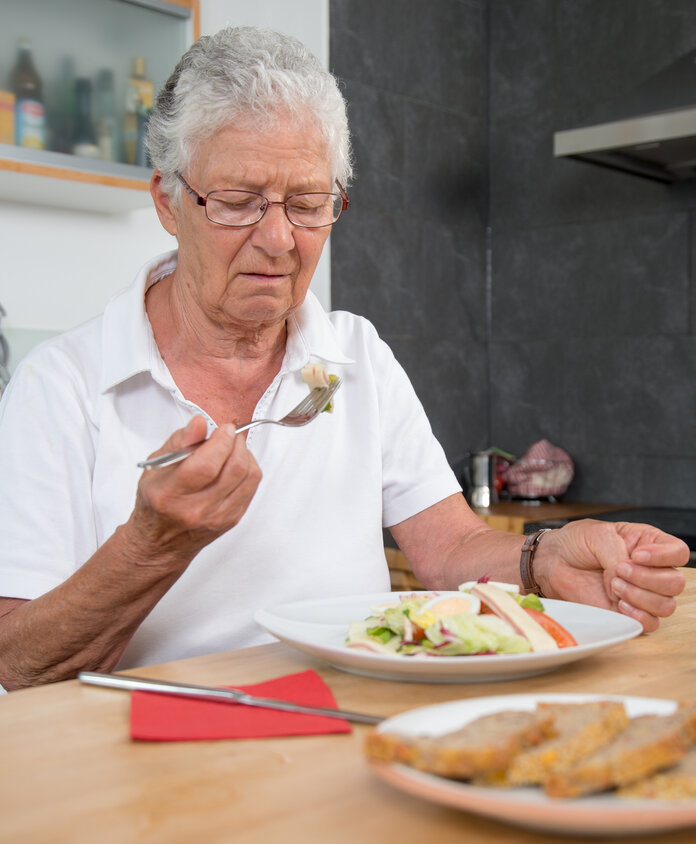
left=78, top=671, right=384, bottom=726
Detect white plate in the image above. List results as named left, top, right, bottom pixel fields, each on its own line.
left=253, top=591, right=642, bottom=683
left=367, top=694, right=696, bottom=837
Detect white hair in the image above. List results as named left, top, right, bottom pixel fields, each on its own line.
left=146, top=26, right=353, bottom=199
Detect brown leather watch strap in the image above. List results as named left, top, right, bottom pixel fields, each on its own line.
left=520, top=528, right=552, bottom=597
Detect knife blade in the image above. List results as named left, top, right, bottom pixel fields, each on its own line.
left=78, top=671, right=384, bottom=725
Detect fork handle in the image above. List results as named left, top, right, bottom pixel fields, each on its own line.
left=137, top=420, right=264, bottom=469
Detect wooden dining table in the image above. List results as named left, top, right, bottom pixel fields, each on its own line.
left=2, top=569, right=696, bottom=844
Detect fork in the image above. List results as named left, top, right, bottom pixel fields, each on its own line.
left=138, top=378, right=342, bottom=469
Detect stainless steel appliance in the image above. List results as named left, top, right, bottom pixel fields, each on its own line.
left=554, top=49, right=696, bottom=183
left=466, top=450, right=498, bottom=509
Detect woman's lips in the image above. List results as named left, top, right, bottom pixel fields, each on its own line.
left=242, top=271, right=292, bottom=283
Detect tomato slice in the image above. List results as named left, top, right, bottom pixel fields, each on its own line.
left=411, top=624, right=427, bottom=641
left=523, top=607, right=578, bottom=648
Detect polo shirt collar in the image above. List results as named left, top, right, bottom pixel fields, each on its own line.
left=100, top=250, right=354, bottom=393
left=100, top=250, right=178, bottom=393
left=283, top=290, right=355, bottom=374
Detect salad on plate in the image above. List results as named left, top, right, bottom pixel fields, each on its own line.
left=345, top=580, right=577, bottom=658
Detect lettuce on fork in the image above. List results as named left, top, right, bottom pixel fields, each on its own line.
left=301, top=363, right=339, bottom=412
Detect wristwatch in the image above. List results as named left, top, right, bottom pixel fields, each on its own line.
left=520, top=528, right=552, bottom=597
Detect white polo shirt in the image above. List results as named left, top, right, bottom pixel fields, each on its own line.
left=0, top=251, right=461, bottom=668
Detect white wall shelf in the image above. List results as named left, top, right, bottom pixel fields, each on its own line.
left=0, top=144, right=153, bottom=212
left=0, top=0, right=199, bottom=212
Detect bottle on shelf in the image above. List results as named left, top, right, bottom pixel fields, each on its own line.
left=11, top=38, right=46, bottom=149
left=72, top=77, right=99, bottom=159
left=49, top=55, right=77, bottom=155
left=94, top=69, right=117, bottom=161
left=123, top=57, right=153, bottom=165
left=136, top=107, right=152, bottom=167
left=0, top=91, right=15, bottom=145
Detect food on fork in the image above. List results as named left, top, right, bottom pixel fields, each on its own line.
left=301, top=363, right=339, bottom=412
left=345, top=582, right=576, bottom=657
left=301, top=363, right=330, bottom=388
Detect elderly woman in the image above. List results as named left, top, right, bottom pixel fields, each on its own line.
left=0, top=27, right=687, bottom=690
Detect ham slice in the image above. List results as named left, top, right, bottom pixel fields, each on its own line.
left=471, top=583, right=558, bottom=652
left=301, top=364, right=330, bottom=389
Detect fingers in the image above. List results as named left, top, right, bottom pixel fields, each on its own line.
left=146, top=415, right=209, bottom=462
left=176, top=430, right=262, bottom=531
left=170, top=423, right=241, bottom=492
left=133, top=420, right=262, bottom=550
left=205, top=457, right=261, bottom=530
left=179, top=415, right=209, bottom=450
left=613, top=560, right=686, bottom=598
left=610, top=562, right=685, bottom=632
left=558, top=520, right=633, bottom=595
left=616, top=522, right=690, bottom=567
left=550, top=520, right=687, bottom=633
left=611, top=576, right=678, bottom=619
left=629, top=539, right=690, bottom=568
left=588, top=525, right=688, bottom=621
left=146, top=419, right=242, bottom=493
left=615, top=600, right=663, bottom=634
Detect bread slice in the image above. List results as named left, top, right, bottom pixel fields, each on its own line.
left=364, top=708, right=555, bottom=779
left=618, top=745, right=696, bottom=800
left=506, top=701, right=629, bottom=786
left=545, top=705, right=696, bottom=798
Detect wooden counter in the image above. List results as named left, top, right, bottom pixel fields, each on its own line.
left=1, top=570, right=695, bottom=843
left=472, top=499, right=628, bottom=534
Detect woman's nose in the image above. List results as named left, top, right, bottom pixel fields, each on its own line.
left=250, top=202, right=295, bottom=255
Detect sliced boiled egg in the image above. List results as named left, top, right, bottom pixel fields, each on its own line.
left=422, top=592, right=481, bottom=617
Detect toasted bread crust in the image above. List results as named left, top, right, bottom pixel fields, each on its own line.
left=365, top=700, right=696, bottom=801
left=618, top=746, right=696, bottom=800
left=545, top=706, right=696, bottom=798
left=365, top=709, right=555, bottom=778
left=506, top=701, right=629, bottom=786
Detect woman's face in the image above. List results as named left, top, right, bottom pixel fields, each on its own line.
left=154, top=119, right=334, bottom=333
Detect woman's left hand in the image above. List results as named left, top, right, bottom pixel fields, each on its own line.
left=535, top=520, right=688, bottom=632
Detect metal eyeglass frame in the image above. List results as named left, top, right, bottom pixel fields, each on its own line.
left=175, top=172, right=349, bottom=228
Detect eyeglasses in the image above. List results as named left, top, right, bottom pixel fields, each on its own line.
left=175, top=173, right=349, bottom=229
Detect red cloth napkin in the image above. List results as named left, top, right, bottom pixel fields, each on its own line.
left=130, top=669, right=352, bottom=741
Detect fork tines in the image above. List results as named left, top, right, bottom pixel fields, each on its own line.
left=312, top=379, right=340, bottom=411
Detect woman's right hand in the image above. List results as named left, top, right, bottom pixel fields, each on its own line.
left=127, top=415, right=262, bottom=564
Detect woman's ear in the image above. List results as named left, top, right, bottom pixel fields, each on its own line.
left=150, top=170, right=178, bottom=236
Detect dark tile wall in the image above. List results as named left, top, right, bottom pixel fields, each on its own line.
left=330, top=0, right=696, bottom=508
left=329, top=0, right=491, bottom=464
left=488, top=0, right=696, bottom=507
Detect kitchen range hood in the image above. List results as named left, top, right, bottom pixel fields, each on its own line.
left=554, top=49, right=696, bottom=183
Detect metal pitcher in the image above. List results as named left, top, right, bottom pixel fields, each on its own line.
left=467, top=450, right=498, bottom=509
